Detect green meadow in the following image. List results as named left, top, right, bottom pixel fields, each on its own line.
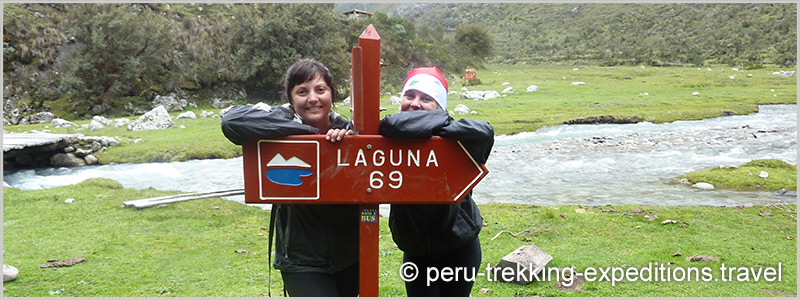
left=1, top=179, right=796, bottom=297
left=3, top=64, right=797, bottom=296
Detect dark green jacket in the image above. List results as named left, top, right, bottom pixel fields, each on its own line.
left=379, top=109, right=494, bottom=257
left=221, top=104, right=359, bottom=273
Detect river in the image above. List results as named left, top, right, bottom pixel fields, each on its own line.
left=3, top=105, right=796, bottom=210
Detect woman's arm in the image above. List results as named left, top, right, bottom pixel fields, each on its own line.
left=379, top=110, right=494, bottom=164
left=221, top=105, right=317, bottom=145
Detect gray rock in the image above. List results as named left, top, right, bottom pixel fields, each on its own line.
left=252, top=102, right=272, bottom=112
left=460, top=90, right=501, bottom=101
left=389, top=96, right=402, bottom=105
left=51, top=153, right=86, bottom=167
left=494, top=244, right=553, bottom=285
left=89, top=119, right=105, bottom=131
left=454, top=104, right=471, bottom=115
left=502, top=87, right=515, bottom=94
left=692, top=182, right=715, bottom=190
left=176, top=111, right=196, bottom=119
left=28, top=112, right=57, bottom=124
left=219, top=105, right=234, bottom=116
left=65, top=198, right=75, bottom=203
left=758, top=171, right=769, bottom=178
left=74, top=148, right=93, bottom=157
left=84, top=154, right=98, bottom=165
left=92, top=115, right=115, bottom=126
left=152, top=94, right=184, bottom=112
left=526, top=85, right=539, bottom=92
left=211, top=98, right=235, bottom=109
left=127, top=105, right=175, bottom=131
left=3, top=264, right=18, bottom=282
left=199, top=111, right=213, bottom=118
left=52, top=118, right=77, bottom=127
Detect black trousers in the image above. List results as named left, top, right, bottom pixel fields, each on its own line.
left=280, top=263, right=359, bottom=297
left=403, top=237, right=482, bottom=297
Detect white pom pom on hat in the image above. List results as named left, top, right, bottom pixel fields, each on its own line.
left=401, top=67, right=449, bottom=110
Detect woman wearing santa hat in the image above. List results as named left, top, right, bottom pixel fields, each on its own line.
left=380, top=67, right=495, bottom=296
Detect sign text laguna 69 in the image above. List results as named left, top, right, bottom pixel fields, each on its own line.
left=242, top=135, right=488, bottom=204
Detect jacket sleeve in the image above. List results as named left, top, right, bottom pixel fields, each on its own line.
left=220, top=105, right=318, bottom=145
left=379, top=110, right=494, bottom=164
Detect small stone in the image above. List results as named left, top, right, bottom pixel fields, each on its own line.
left=211, top=206, right=220, bottom=210
left=758, top=171, right=769, bottom=178
left=3, top=264, right=19, bottom=282
left=133, top=139, right=144, bottom=144
left=635, top=225, right=641, bottom=229
left=672, top=253, right=682, bottom=257
left=84, top=154, right=98, bottom=165
left=787, top=236, right=793, bottom=240
left=479, top=288, right=489, bottom=294
left=482, top=222, right=488, bottom=227
left=157, top=204, right=167, bottom=208
left=64, top=198, right=75, bottom=203
left=235, top=249, right=248, bottom=254
left=258, top=233, right=265, bottom=236
left=692, top=182, right=715, bottom=190
left=645, top=215, right=658, bottom=221
left=685, top=254, right=720, bottom=262
left=661, top=219, right=677, bottom=225
left=759, top=211, right=772, bottom=217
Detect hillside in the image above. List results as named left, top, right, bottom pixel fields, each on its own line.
left=337, top=3, right=796, bottom=66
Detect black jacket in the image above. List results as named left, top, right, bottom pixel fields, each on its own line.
left=221, top=104, right=359, bottom=273
left=379, top=109, right=494, bottom=257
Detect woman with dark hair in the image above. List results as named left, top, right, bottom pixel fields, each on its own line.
left=380, top=67, right=494, bottom=297
left=221, top=58, right=359, bottom=297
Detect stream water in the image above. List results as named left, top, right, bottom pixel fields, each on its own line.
left=3, top=105, right=796, bottom=210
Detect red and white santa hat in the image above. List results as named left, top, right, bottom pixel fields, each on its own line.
left=401, top=67, right=449, bottom=110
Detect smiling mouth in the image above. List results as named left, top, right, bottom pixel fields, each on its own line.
left=306, top=106, right=323, bottom=111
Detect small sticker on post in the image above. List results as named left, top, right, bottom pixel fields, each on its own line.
left=361, top=208, right=378, bottom=223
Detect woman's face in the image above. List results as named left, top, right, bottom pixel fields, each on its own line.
left=290, top=74, right=333, bottom=130
left=400, top=89, right=439, bottom=111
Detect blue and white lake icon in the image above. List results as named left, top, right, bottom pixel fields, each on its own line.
left=265, top=153, right=313, bottom=186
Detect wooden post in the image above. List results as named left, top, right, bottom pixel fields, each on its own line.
left=353, top=24, right=381, bottom=297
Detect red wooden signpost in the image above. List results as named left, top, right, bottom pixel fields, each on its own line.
left=241, top=25, right=489, bottom=297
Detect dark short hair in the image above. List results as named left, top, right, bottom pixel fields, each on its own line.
left=283, top=58, right=336, bottom=103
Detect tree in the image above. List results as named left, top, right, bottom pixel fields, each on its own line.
left=229, top=3, right=349, bottom=102
left=454, top=23, right=493, bottom=68
left=59, top=4, right=174, bottom=108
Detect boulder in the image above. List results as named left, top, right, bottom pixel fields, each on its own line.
left=219, top=105, right=234, bottom=116
left=92, top=115, right=115, bottom=126
left=176, top=111, right=196, bottom=119
left=454, top=104, right=471, bottom=115
left=27, top=112, right=57, bottom=124
left=51, top=153, right=86, bottom=167
left=84, top=154, right=99, bottom=165
left=113, top=118, right=130, bottom=127
left=89, top=119, right=105, bottom=131
left=692, top=182, right=715, bottom=190
left=461, top=90, right=501, bottom=101
left=526, top=85, right=539, bottom=92
left=127, top=105, right=175, bottom=131
left=199, top=111, right=213, bottom=118
left=252, top=102, right=272, bottom=112
left=151, top=94, right=184, bottom=112
left=494, top=244, right=553, bottom=285
left=389, top=96, right=402, bottom=105
left=3, top=264, right=18, bottom=282
left=52, top=118, right=78, bottom=128
left=211, top=98, right=235, bottom=109
left=502, top=87, right=515, bottom=94
left=781, top=71, right=795, bottom=77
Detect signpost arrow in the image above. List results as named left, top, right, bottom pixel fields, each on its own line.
left=242, top=135, right=489, bottom=204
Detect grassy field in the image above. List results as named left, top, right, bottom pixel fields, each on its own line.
left=2, top=179, right=796, bottom=297
left=3, top=64, right=796, bottom=164
left=3, top=64, right=797, bottom=296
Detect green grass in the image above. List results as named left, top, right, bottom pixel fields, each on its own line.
left=4, top=64, right=795, bottom=164
left=377, top=64, right=796, bottom=135
left=3, top=180, right=796, bottom=297
left=678, top=159, right=797, bottom=191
